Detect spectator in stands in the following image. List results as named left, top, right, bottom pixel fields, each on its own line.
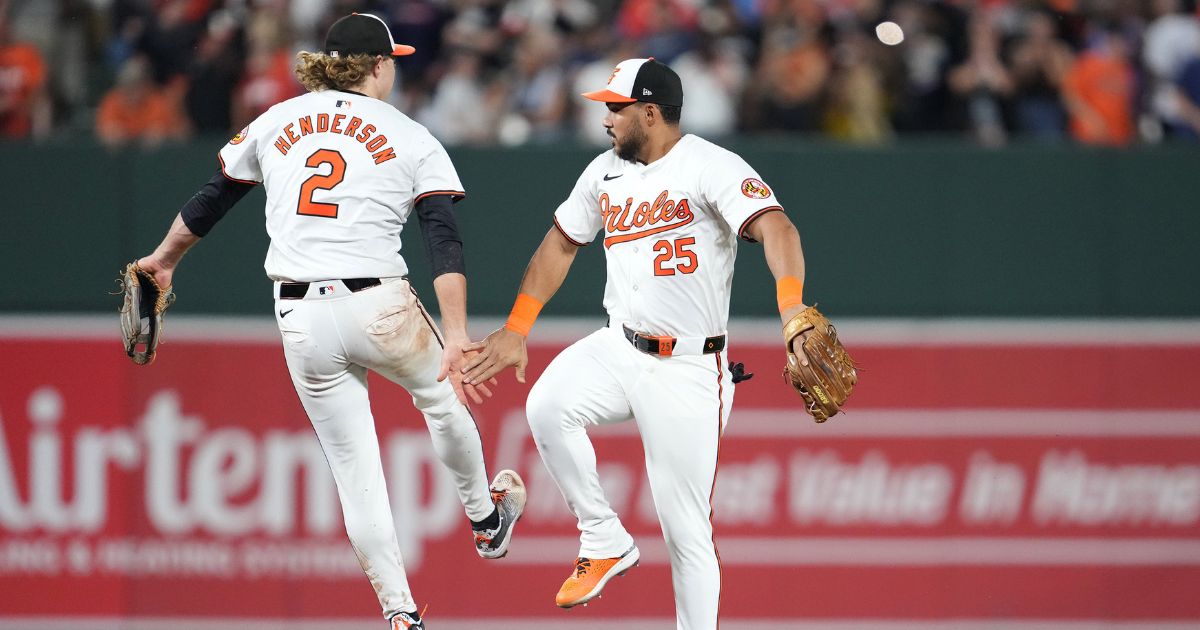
left=673, top=36, right=743, bottom=138
left=183, top=10, right=242, bottom=134
left=824, top=27, right=892, bottom=143
left=418, top=49, right=502, bottom=145
left=95, top=55, right=186, bottom=148
left=947, top=11, right=1014, bottom=146
left=0, top=11, right=47, bottom=139
left=502, top=27, right=569, bottom=143
left=1009, top=9, right=1073, bottom=139
left=745, top=7, right=831, bottom=132
left=5, top=0, right=1198, bottom=146
left=1172, top=54, right=1200, bottom=139
left=616, top=0, right=699, bottom=61
left=889, top=0, right=954, bottom=133
left=138, top=0, right=204, bottom=84
left=1143, top=0, right=1200, bottom=139
left=501, top=0, right=599, bottom=37
left=1061, top=24, right=1136, bottom=146
left=440, top=0, right=507, bottom=72
left=234, top=9, right=302, bottom=129
left=384, top=0, right=455, bottom=82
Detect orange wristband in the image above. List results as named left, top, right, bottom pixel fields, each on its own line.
left=504, top=293, right=544, bottom=337
left=776, top=276, right=805, bottom=314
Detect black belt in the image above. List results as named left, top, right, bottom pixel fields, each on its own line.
left=278, top=277, right=381, bottom=299
left=622, top=325, right=725, bottom=356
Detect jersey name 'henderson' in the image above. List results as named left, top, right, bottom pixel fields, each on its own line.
left=269, top=106, right=396, bottom=165
left=218, top=89, right=465, bottom=283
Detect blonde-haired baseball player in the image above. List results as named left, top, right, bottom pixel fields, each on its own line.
left=132, top=14, right=525, bottom=630
left=463, top=58, right=813, bottom=629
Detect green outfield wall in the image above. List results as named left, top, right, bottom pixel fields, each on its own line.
left=2, top=139, right=1196, bottom=317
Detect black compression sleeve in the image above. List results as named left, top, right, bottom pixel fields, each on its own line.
left=415, top=194, right=466, bottom=278
left=179, top=170, right=257, bottom=237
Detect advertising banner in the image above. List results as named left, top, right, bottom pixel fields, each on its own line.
left=1, top=318, right=1198, bottom=626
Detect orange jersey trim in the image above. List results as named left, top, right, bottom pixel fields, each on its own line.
left=738, top=206, right=783, bottom=243
left=603, top=219, right=691, bottom=248
left=553, top=217, right=589, bottom=247
left=217, top=154, right=262, bottom=186
left=414, top=189, right=466, bottom=204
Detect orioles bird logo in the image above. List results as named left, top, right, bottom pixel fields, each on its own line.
left=741, top=178, right=771, bottom=199
left=229, top=127, right=249, bottom=145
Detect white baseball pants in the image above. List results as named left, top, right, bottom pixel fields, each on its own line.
left=526, top=325, right=734, bottom=630
left=274, top=276, right=493, bottom=618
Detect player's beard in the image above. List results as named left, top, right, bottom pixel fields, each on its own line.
left=614, top=118, right=647, bottom=162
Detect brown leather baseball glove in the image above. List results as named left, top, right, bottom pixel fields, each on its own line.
left=118, top=261, right=175, bottom=365
left=783, top=305, right=857, bottom=423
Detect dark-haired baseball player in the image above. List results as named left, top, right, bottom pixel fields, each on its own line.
left=463, top=57, right=812, bottom=630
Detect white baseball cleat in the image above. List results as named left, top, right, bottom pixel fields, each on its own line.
left=390, top=609, right=424, bottom=629
left=474, top=469, right=527, bottom=559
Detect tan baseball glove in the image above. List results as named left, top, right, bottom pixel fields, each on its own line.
left=118, top=261, right=175, bottom=365
left=783, top=305, right=857, bottom=423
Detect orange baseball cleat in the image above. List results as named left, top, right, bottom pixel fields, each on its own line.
left=555, top=544, right=640, bottom=608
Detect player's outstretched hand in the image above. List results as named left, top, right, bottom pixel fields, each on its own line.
left=438, top=334, right=498, bottom=406
left=462, top=327, right=528, bottom=385
left=135, top=254, right=175, bottom=291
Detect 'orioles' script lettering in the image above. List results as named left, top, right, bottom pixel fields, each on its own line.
left=601, top=191, right=693, bottom=248
left=272, top=114, right=396, bottom=165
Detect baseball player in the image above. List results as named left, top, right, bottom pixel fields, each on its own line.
left=462, top=58, right=813, bottom=629
left=131, top=14, right=525, bottom=630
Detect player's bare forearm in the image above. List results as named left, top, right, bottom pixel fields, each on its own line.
left=462, top=227, right=580, bottom=385
left=431, top=272, right=469, bottom=341
left=138, top=214, right=201, bottom=288
left=749, top=211, right=814, bottom=363
left=515, top=227, right=581, bottom=303
left=747, top=211, right=807, bottom=321
left=429, top=272, right=496, bottom=405
left=148, top=214, right=201, bottom=266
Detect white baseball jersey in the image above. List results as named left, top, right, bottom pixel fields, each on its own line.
left=218, top=89, right=464, bottom=282
left=553, top=134, right=782, bottom=338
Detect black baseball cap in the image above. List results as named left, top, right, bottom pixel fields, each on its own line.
left=583, top=58, right=683, bottom=107
left=324, top=13, right=415, bottom=58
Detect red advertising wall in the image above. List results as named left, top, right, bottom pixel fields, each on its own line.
left=1, top=318, right=1199, bottom=626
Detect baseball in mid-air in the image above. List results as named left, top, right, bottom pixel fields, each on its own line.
left=875, top=21, right=905, bottom=46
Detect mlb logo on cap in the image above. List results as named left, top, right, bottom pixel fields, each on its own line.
left=324, top=13, right=416, bottom=58
left=583, top=58, right=683, bottom=108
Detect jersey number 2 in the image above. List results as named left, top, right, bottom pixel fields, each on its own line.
left=653, top=237, right=698, bottom=276
left=297, top=149, right=346, bottom=218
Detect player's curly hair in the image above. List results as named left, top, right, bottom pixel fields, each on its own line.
left=294, top=51, right=379, bottom=92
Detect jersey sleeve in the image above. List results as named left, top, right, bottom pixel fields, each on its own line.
left=217, top=116, right=264, bottom=184
left=700, top=150, right=784, bottom=242
left=413, top=134, right=466, bottom=203
left=552, top=154, right=606, bottom=246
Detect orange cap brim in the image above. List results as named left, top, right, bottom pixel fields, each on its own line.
left=392, top=44, right=416, bottom=56
left=582, top=89, right=637, bottom=103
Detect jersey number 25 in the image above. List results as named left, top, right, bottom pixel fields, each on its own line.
left=652, top=237, right=698, bottom=276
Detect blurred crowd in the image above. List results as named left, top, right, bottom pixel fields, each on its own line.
left=2, top=0, right=1200, bottom=148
